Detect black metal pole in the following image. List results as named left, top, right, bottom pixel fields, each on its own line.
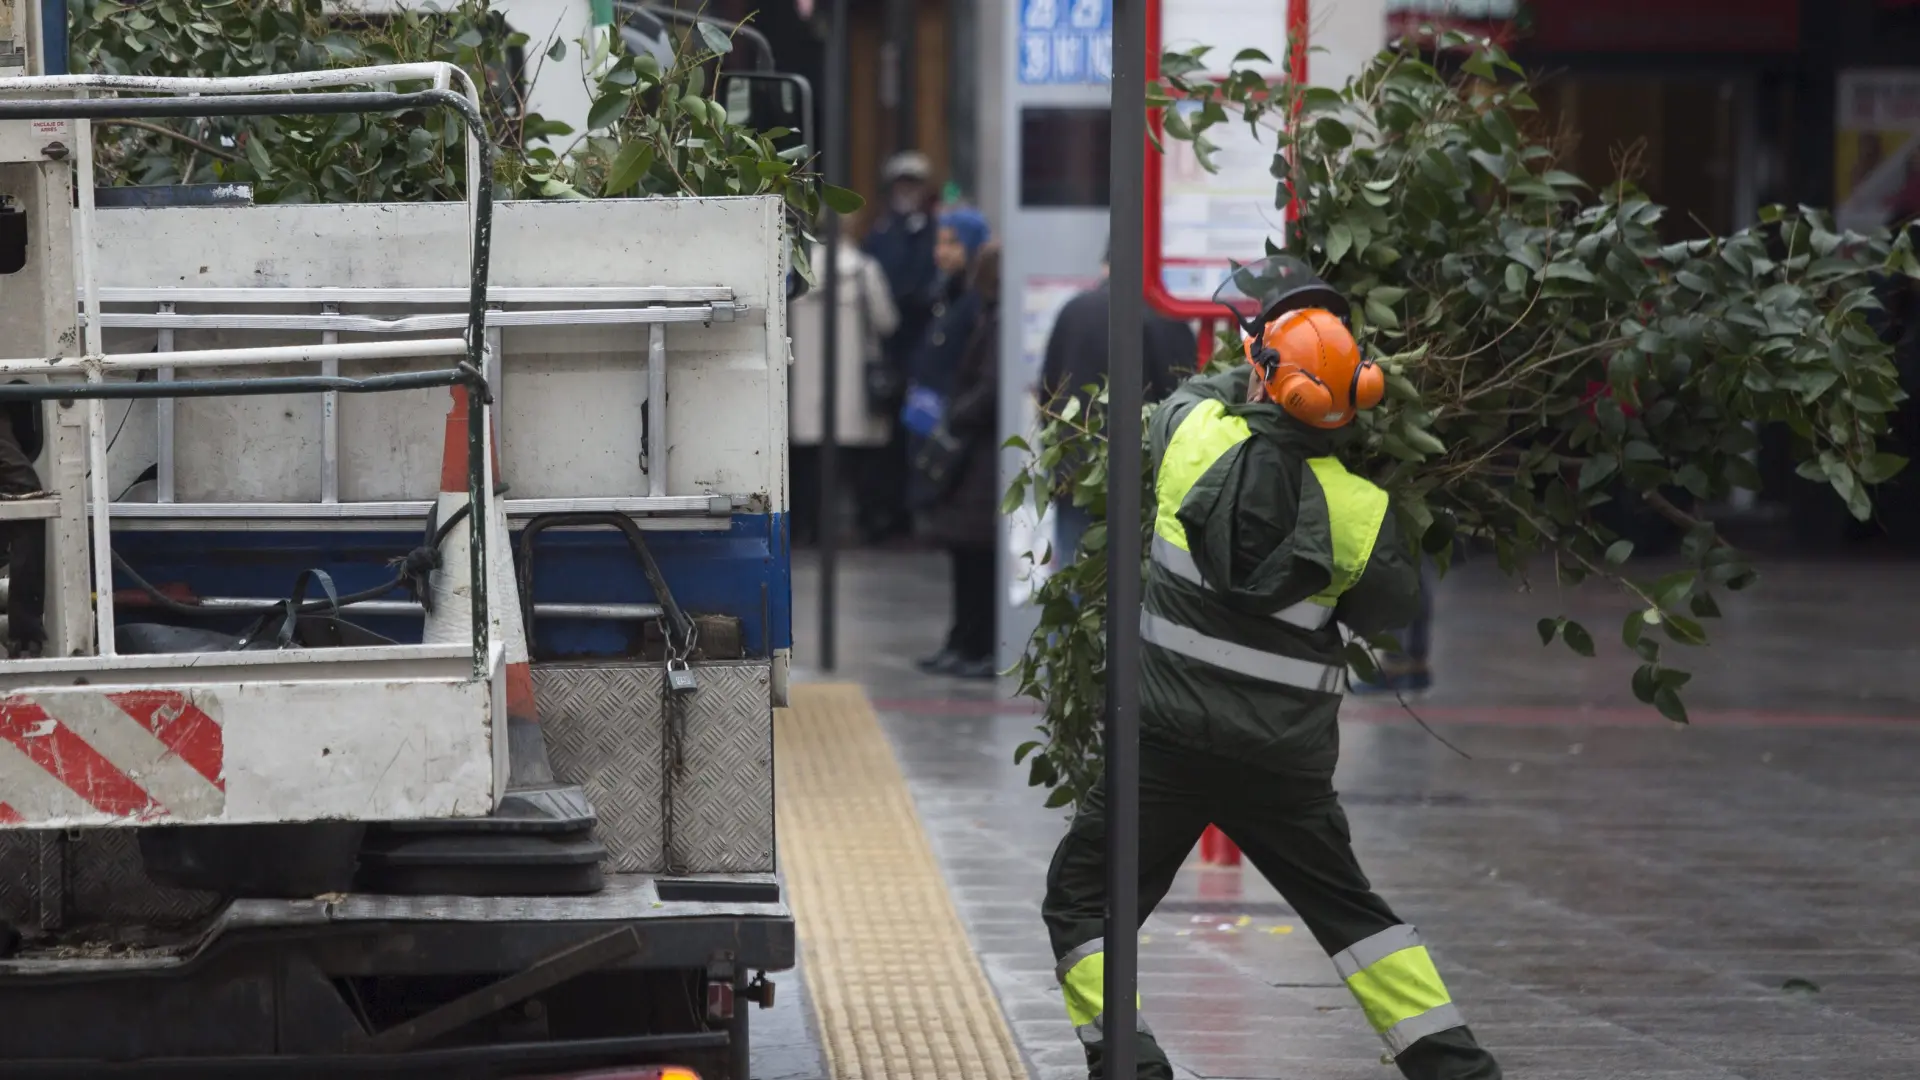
left=1103, top=0, right=1146, bottom=1065
left=42, top=0, right=68, bottom=76
left=883, top=0, right=917, bottom=161
left=816, top=0, right=848, bottom=672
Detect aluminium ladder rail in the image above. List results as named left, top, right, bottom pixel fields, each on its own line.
left=0, top=65, right=495, bottom=671
left=89, top=285, right=739, bottom=516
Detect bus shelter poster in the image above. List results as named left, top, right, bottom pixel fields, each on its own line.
left=1836, top=70, right=1920, bottom=231
left=1005, top=275, right=1100, bottom=606
left=1160, top=99, right=1284, bottom=304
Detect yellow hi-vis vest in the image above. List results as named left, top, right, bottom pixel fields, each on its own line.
left=1142, top=398, right=1390, bottom=692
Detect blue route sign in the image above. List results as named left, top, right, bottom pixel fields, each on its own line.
left=1018, top=0, right=1112, bottom=86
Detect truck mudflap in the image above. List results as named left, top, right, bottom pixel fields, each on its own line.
left=0, top=873, right=791, bottom=1078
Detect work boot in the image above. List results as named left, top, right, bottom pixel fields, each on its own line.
left=1397, top=1025, right=1503, bottom=1079
left=1083, top=1032, right=1177, bottom=1080
left=916, top=648, right=960, bottom=675
left=948, top=655, right=997, bottom=680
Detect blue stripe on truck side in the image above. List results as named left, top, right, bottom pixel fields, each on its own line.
left=109, top=512, right=793, bottom=657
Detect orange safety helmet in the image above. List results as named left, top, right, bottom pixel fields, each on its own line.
left=1243, top=307, right=1385, bottom=429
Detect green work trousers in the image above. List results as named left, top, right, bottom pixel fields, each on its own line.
left=1041, top=742, right=1502, bottom=1080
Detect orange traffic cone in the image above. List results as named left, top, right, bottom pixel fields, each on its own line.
left=357, top=386, right=602, bottom=896
left=1199, top=824, right=1242, bottom=867
left=425, top=384, right=590, bottom=822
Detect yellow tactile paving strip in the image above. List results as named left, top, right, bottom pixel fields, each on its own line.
left=776, top=684, right=1028, bottom=1080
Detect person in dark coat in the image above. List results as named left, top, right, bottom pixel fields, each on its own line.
left=900, top=207, right=991, bottom=512
left=859, top=151, right=941, bottom=543
left=915, top=237, right=1001, bottom=679
left=906, top=206, right=990, bottom=391
left=1036, top=246, right=1197, bottom=562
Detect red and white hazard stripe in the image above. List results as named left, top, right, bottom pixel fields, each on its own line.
left=0, top=689, right=225, bottom=825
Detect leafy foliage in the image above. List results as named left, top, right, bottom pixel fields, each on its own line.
left=71, top=0, right=524, bottom=201
left=1009, top=33, right=1918, bottom=808
left=1003, top=387, right=1150, bottom=808
left=71, top=0, right=854, bottom=275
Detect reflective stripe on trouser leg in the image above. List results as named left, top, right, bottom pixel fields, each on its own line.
left=1057, top=938, right=1153, bottom=1047
left=1329, top=924, right=1467, bottom=1056
left=1148, top=535, right=1335, bottom=630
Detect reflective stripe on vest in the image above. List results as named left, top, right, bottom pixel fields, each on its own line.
left=1141, top=611, right=1345, bottom=692
left=1057, top=938, right=1153, bottom=1047
left=1149, top=535, right=1335, bottom=630
left=1330, top=924, right=1465, bottom=1057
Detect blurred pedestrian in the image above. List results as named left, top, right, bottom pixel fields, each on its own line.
left=916, top=242, right=1003, bottom=679
left=789, top=214, right=900, bottom=547
left=1350, top=560, right=1434, bottom=694
left=1036, top=243, right=1196, bottom=562
left=901, top=207, right=993, bottom=675
left=898, top=207, right=990, bottom=490
left=907, top=205, right=990, bottom=394
left=860, top=151, right=941, bottom=544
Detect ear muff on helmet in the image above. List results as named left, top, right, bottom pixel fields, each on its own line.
left=1271, top=366, right=1336, bottom=422
left=1350, top=357, right=1385, bottom=412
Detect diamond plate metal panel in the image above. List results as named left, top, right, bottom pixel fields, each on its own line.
left=0, top=832, right=43, bottom=929
left=535, top=660, right=772, bottom=874
left=675, top=666, right=775, bottom=873
left=0, top=830, right=220, bottom=934
left=67, top=830, right=223, bottom=928
left=536, top=663, right=665, bottom=873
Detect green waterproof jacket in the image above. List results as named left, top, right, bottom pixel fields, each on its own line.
left=1139, top=365, right=1422, bottom=776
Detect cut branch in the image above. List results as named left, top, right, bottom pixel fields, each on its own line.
left=99, top=119, right=240, bottom=163
left=1641, top=489, right=1730, bottom=547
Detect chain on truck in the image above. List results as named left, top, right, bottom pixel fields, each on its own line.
left=0, top=12, right=805, bottom=1079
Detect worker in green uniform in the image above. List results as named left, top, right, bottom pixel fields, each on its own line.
left=1042, top=257, right=1502, bottom=1080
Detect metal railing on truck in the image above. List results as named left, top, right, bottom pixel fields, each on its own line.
left=53, top=65, right=737, bottom=531
left=0, top=65, right=516, bottom=831
left=0, top=64, right=496, bottom=667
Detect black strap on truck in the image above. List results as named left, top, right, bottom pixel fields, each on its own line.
left=516, top=512, right=698, bottom=871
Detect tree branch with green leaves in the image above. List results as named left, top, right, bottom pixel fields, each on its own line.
left=1007, top=32, right=1917, bottom=810
left=71, top=0, right=858, bottom=280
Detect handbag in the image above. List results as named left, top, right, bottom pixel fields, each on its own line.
left=856, top=266, right=905, bottom=412
left=909, top=422, right=972, bottom=509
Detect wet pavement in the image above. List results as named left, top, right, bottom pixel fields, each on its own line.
left=748, top=951, right=828, bottom=1080
left=784, top=548, right=1920, bottom=1080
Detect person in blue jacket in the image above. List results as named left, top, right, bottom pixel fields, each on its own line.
left=902, top=206, right=993, bottom=673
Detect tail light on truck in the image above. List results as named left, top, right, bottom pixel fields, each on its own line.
left=526, top=1060, right=706, bottom=1068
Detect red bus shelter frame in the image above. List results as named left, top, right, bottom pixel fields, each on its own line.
left=1143, top=0, right=1310, bottom=370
